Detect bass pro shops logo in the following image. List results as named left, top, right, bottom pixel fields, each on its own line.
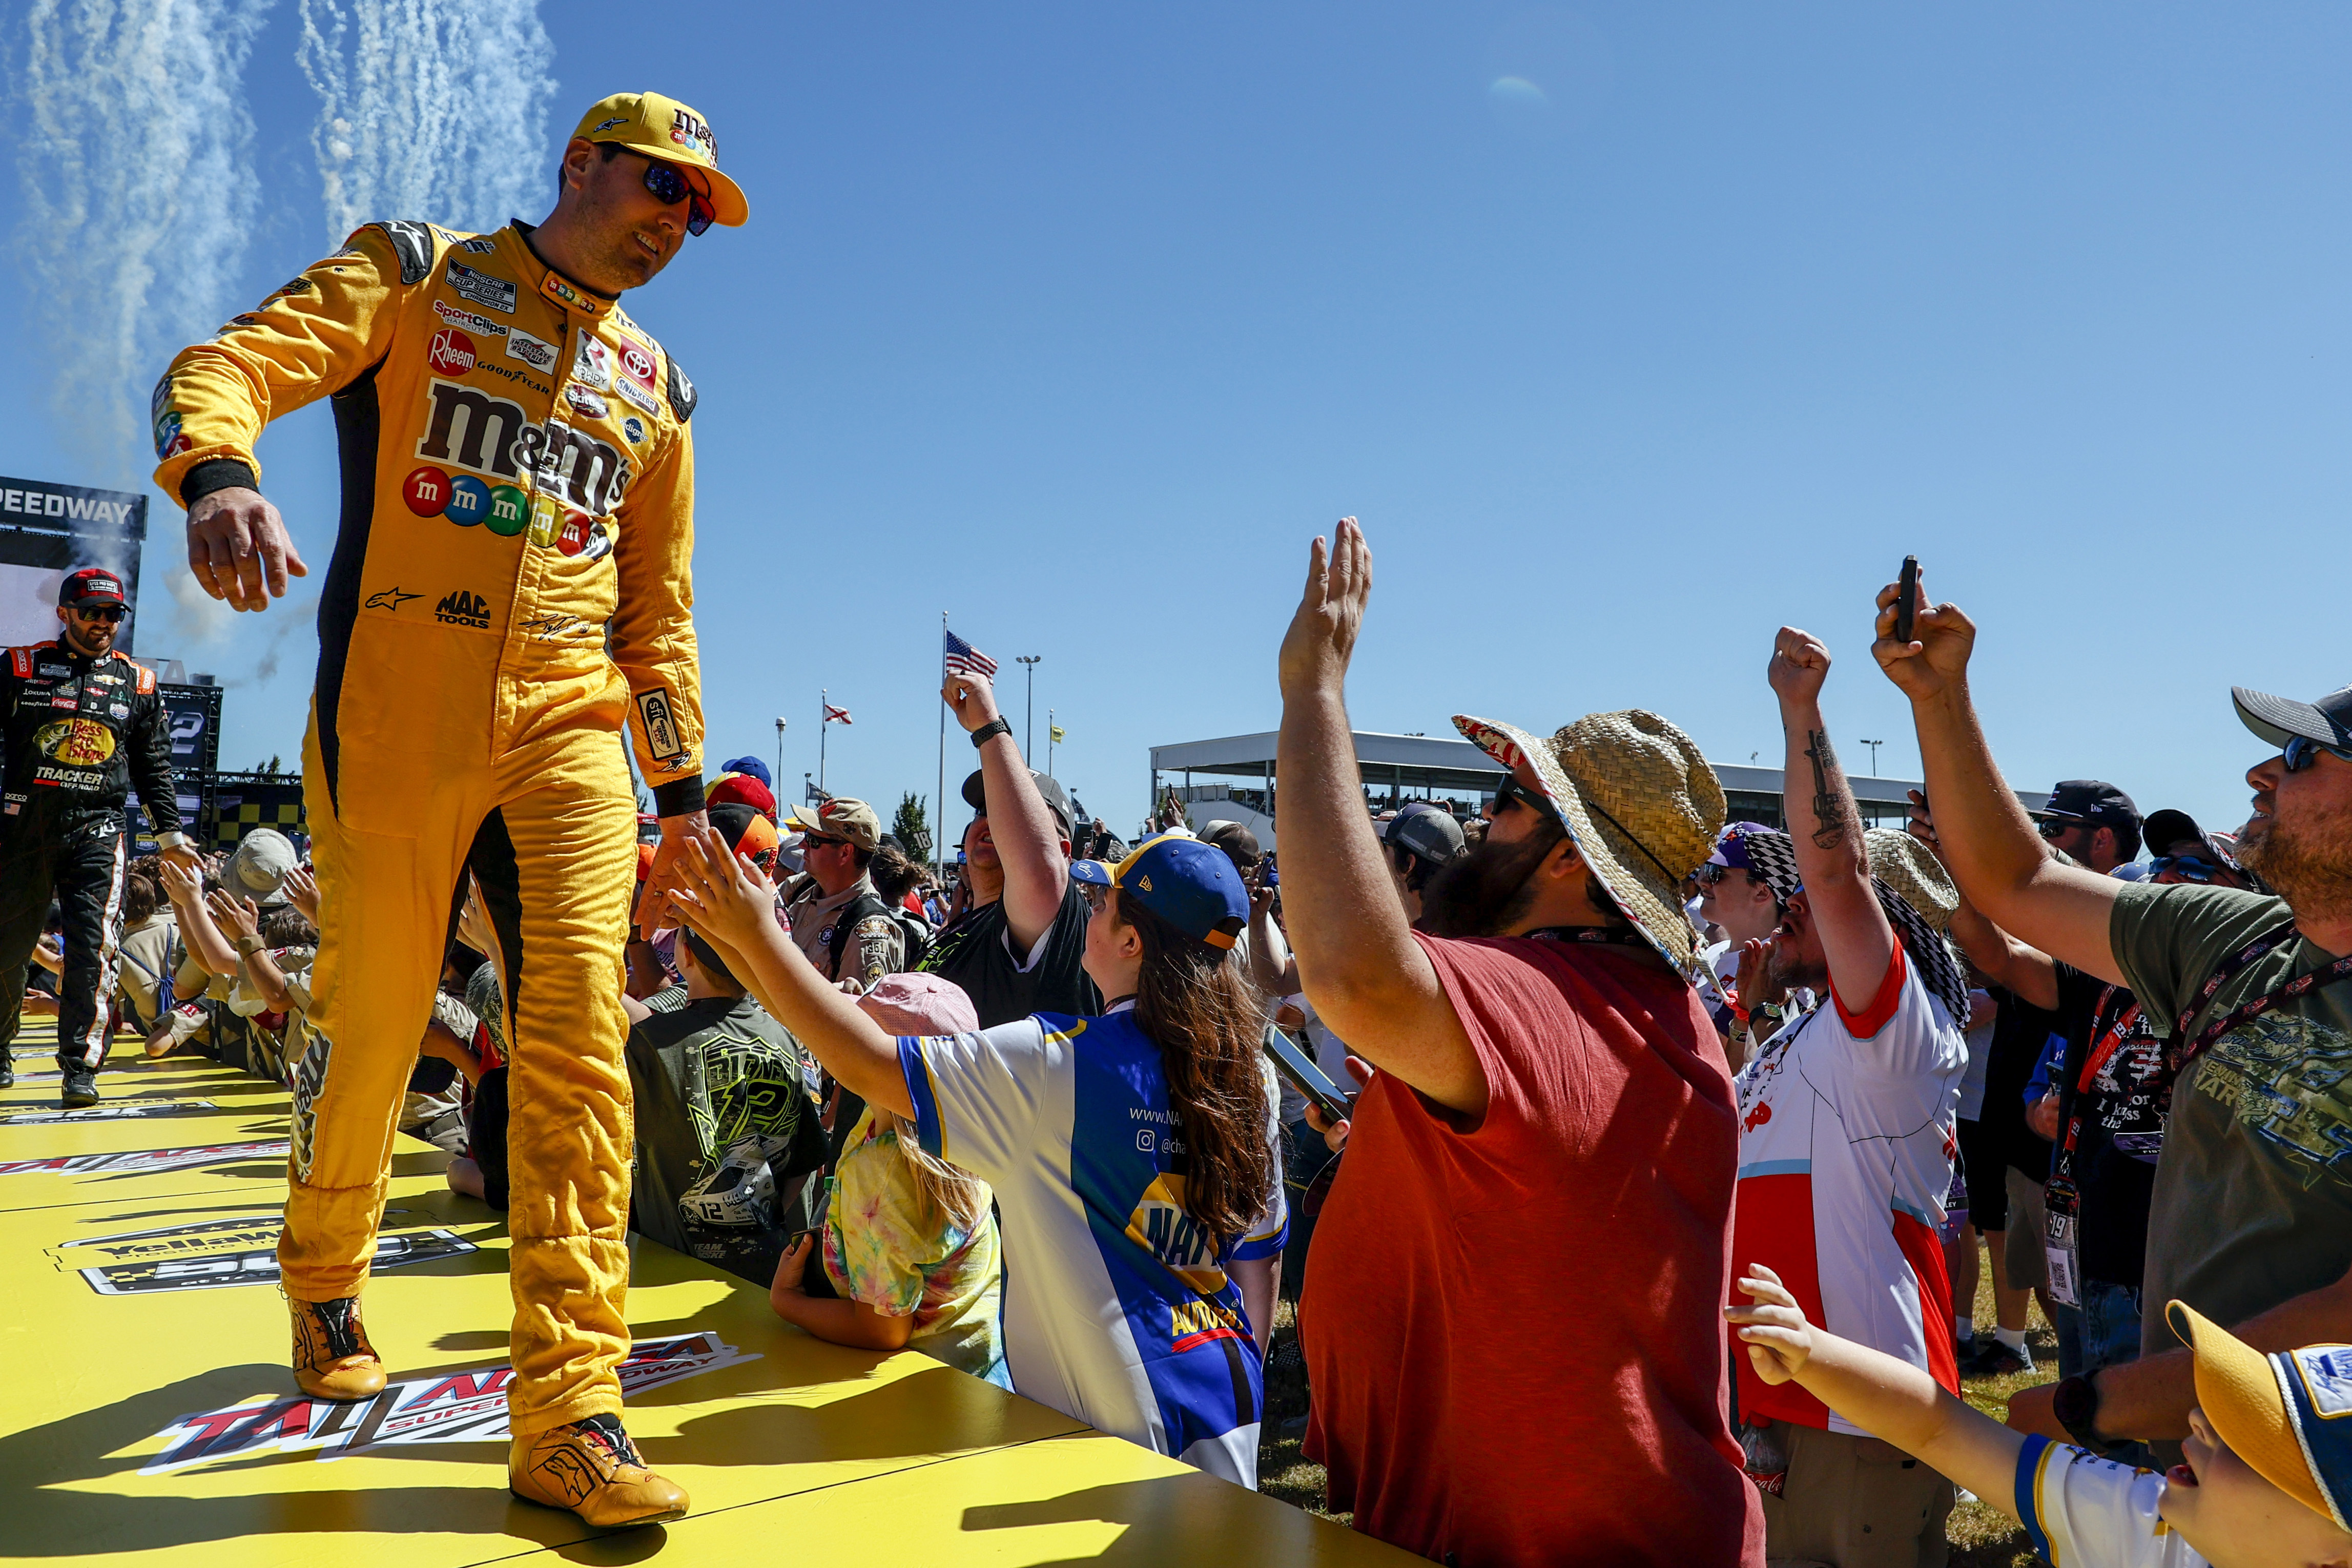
left=435, top=590, right=491, bottom=629
left=34, top=717, right=114, bottom=767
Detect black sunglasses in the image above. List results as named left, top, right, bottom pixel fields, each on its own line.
left=70, top=605, right=127, bottom=623
left=2036, top=818, right=2091, bottom=840
left=2285, top=735, right=2352, bottom=773
left=1490, top=775, right=1559, bottom=823
left=641, top=160, right=714, bottom=236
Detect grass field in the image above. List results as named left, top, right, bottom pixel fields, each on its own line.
left=1257, top=1248, right=2060, bottom=1565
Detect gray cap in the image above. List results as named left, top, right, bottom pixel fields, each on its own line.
left=961, top=767, right=1074, bottom=839
left=1381, top=801, right=1466, bottom=866
left=2235, top=683, right=2352, bottom=754
left=224, top=828, right=297, bottom=905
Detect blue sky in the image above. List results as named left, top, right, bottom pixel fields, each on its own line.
left=4, top=4, right=2346, bottom=843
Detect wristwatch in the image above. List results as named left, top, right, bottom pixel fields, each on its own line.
left=2051, top=1371, right=2116, bottom=1454
left=969, top=716, right=1013, bottom=748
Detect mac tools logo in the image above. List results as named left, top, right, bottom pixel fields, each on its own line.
left=143, top=1332, right=757, bottom=1473
left=435, top=590, right=491, bottom=629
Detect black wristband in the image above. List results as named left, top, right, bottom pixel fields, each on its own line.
left=650, top=775, right=707, bottom=818
left=181, top=458, right=258, bottom=507
left=2051, top=1372, right=2114, bottom=1454
left=969, top=716, right=1013, bottom=749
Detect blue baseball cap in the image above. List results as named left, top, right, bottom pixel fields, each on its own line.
left=1068, top=832, right=1250, bottom=950
left=720, top=755, right=772, bottom=788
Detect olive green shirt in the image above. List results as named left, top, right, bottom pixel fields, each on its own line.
left=2110, top=881, right=2352, bottom=1358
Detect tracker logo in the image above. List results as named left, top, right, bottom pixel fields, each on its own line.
left=434, top=590, right=491, bottom=629
left=427, top=328, right=476, bottom=376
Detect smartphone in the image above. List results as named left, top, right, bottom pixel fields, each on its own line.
left=1894, top=555, right=1920, bottom=645
left=1265, top=1029, right=1353, bottom=1127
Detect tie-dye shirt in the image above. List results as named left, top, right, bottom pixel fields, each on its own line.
left=821, top=1107, right=1009, bottom=1388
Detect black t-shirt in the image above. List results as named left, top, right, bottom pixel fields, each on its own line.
left=917, top=881, right=1101, bottom=1029
left=2050, top=967, right=2164, bottom=1287
left=1983, top=982, right=2066, bottom=1183
left=624, top=994, right=827, bottom=1286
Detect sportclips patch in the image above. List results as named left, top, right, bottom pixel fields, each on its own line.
left=46, top=1207, right=473, bottom=1296
left=145, top=1332, right=757, bottom=1474
left=0, top=1100, right=215, bottom=1126
left=0, top=1138, right=287, bottom=1178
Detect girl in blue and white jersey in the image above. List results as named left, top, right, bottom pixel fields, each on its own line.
left=668, top=827, right=1286, bottom=1487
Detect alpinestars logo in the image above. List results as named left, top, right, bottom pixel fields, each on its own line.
left=435, top=591, right=491, bottom=629
left=143, top=1332, right=758, bottom=1474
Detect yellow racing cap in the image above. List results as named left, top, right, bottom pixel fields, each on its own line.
left=571, top=91, right=748, bottom=227
left=2168, top=1299, right=2352, bottom=1530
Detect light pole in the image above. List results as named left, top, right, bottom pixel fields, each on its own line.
left=774, top=716, right=787, bottom=792
left=1860, top=738, right=1884, bottom=776
left=1016, top=655, right=1041, bottom=756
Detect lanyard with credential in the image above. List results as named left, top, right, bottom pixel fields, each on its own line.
left=2163, top=919, right=2352, bottom=1086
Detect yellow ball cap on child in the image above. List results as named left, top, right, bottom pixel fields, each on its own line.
left=2167, top=1299, right=2352, bottom=1531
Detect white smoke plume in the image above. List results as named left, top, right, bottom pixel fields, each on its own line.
left=13, top=0, right=275, bottom=489
left=298, top=0, right=559, bottom=244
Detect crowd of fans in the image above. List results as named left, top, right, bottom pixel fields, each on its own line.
left=64, top=526, right=2352, bottom=1568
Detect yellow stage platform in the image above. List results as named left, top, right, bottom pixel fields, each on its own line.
left=1, top=1023, right=1414, bottom=1565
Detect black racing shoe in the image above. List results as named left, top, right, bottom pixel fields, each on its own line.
left=60, top=1069, right=99, bottom=1109
left=0, top=1064, right=13, bottom=1089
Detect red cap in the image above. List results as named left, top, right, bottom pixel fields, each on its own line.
left=58, top=567, right=126, bottom=609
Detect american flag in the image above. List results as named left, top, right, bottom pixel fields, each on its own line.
left=823, top=704, right=853, bottom=725
left=943, top=628, right=998, bottom=679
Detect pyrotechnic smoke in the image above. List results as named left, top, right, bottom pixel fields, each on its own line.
left=298, top=0, right=559, bottom=244
left=14, top=0, right=274, bottom=490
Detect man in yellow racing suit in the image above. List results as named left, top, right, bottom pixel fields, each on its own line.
left=151, top=91, right=748, bottom=1528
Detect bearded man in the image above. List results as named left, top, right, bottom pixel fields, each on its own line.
left=1875, top=565, right=2352, bottom=1462
left=1275, top=519, right=1761, bottom=1568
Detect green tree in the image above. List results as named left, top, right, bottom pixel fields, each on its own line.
left=892, top=791, right=932, bottom=858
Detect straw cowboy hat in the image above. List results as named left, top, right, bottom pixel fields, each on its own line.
left=1453, top=709, right=1726, bottom=972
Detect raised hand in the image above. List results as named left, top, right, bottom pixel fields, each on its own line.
left=941, top=668, right=1003, bottom=736
left=1278, top=518, right=1372, bottom=701
left=185, top=486, right=307, bottom=611
left=1767, top=626, right=1832, bottom=708
left=1870, top=567, right=1977, bottom=703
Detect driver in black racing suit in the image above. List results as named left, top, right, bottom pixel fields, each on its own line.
left=0, top=567, right=201, bottom=1103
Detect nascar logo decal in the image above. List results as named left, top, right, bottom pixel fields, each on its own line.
left=49, top=1208, right=473, bottom=1297
left=143, top=1332, right=757, bottom=1473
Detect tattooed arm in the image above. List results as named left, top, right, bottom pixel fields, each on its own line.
left=1769, top=627, right=1899, bottom=1015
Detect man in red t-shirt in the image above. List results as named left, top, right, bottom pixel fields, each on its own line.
left=1274, top=519, right=1763, bottom=1568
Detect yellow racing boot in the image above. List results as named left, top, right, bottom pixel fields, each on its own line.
left=509, top=1414, right=689, bottom=1529
left=288, top=1294, right=387, bottom=1401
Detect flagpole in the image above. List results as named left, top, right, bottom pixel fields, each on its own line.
left=1047, top=707, right=1056, bottom=775
left=818, top=687, right=827, bottom=796
left=937, top=613, right=949, bottom=884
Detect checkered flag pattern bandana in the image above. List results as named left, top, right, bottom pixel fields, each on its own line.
left=1724, top=826, right=1972, bottom=1029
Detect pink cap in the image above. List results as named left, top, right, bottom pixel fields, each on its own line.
left=856, top=972, right=978, bottom=1037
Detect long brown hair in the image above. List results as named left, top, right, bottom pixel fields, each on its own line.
left=1117, top=890, right=1277, bottom=1247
